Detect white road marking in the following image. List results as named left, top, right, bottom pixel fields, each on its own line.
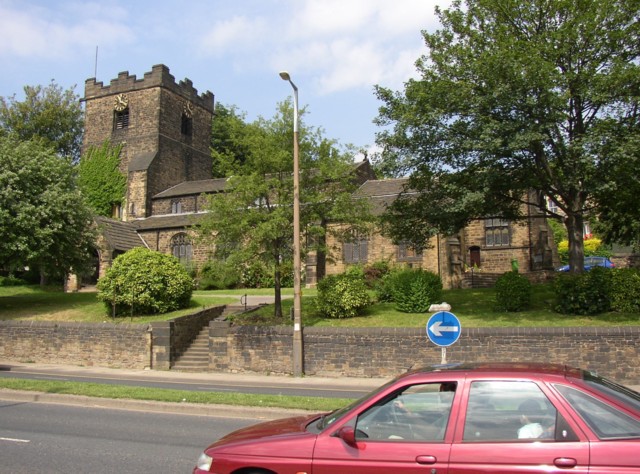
left=0, top=437, right=31, bottom=443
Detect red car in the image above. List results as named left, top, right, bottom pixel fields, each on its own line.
left=194, top=362, right=640, bottom=473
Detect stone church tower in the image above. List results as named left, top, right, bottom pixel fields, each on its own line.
left=83, top=64, right=215, bottom=221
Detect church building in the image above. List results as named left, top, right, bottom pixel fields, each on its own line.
left=71, top=64, right=558, bottom=292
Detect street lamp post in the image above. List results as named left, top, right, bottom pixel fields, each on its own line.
left=279, top=71, right=303, bottom=377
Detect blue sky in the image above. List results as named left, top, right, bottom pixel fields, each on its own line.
left=0, top=0, right=450, bottom=155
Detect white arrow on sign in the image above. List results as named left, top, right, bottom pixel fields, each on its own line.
left=429, top=320, right=460, bottom=337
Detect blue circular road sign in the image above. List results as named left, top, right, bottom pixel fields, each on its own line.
left=426, top=311, right=462, bottom=347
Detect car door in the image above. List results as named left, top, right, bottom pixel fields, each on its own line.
left=448, top=380, right=590, bottom=473
left=554, top=383, right=640, bottom=473
left=312, top=381, right=459, bottom=474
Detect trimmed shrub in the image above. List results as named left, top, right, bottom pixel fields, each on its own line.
left=554, top=267, right=612, bottom=315
left=197, top=259, right=241, bottom=290
left=390, top=268, right=443, bottom=313
left=610, top=268, right=640, bottom=313
left=315, top=267, right=371, bottom=318
left=97, top=248, right=194, bottom=316
left=494, top=271, right=532, bottom=312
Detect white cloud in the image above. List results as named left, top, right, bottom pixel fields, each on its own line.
left=199, top=16, right=269, bottom=57
left=0, top=2, right=133, bottom=60
left=253, top=0, right=449, bottom=94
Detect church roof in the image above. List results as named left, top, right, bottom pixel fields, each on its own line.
left=153, top=178, right=228, bottom=198
left=128, top=151, right=157, bottom=171
left=131, top=213, right=206, bottom=230
left=354, top=178, right=410, bottom=215
left=95, top=216, right=147, bottom=251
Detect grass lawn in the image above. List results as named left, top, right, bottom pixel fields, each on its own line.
left=2, top=283, right=636, bottom=327
left=0, top=286, right=237, bottom=324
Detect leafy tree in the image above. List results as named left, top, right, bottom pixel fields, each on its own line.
left=592, top=137, right=640, bottom=248
left=375, top=0, right=640, bottom=272
left=0, top=135, right=95, bottom=282
left=198, top=100, right=373, bottom=317
left=77, top=140, right=126, bottom=217
left=210, top=103, right=253, bottom=177
left=0, top=81, right=83, bottom=162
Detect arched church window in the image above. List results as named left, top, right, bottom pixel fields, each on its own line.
left=171, top=233, right=192, bottom=264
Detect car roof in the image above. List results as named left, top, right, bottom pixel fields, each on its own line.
left=404, top=362, right=583, bottom=380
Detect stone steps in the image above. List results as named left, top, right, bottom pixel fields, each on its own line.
left=171, top=303, right=261, bottom=372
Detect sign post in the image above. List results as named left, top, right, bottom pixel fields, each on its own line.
left=426, top=309, right=462, bottom=364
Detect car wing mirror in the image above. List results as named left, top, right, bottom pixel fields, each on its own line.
left=336, top=426, right=357, bottom=447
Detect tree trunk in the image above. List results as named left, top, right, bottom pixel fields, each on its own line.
left=273, top=266, right=283, bottom=318
left=565, top=212, right=585, bottom=273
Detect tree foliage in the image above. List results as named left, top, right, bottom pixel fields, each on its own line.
left=210, top=103, right=253, bottom=177
left=375, top=0, right=640, bottom=272
left=0, top=135, right=95, bottom=280
left=77, top=140, right=126, bottom=217
left=0, top=81, right=84, bottom=162
left=199, top=100, right=373, bottom=317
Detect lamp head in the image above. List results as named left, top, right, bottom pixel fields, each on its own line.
left=279, top=71, right=291, bottom=81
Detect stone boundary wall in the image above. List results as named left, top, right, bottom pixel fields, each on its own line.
left=2, top=316, right=638, bottom=384
left=0, top=321, right=151, bottom=369
left=209, top=323, right=640, bottom=385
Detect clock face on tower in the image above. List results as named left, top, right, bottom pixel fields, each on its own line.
left=114, top=93, right=129, bottom=112
left=183, top=101, right=194, bottom=118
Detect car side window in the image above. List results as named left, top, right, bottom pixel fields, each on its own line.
left=555, top=384, right=640, bottom=440
left=464, top=381, right=561, bottom=442
left=355, top=382, right=456, bottom=442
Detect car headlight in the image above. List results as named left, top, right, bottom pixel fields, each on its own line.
left=196, top=452, right=213, bottom=471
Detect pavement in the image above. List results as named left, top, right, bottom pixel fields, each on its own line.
left=0, top=360, right=387, bottom=420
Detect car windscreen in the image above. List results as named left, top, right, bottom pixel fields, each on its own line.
left=313, top=378, right=401, bottom=431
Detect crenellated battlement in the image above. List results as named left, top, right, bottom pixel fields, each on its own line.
left=84, top=64, right=214, bottom=112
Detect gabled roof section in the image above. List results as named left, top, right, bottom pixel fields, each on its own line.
left=131, top=213, right=206, bottom=230
left=352, top=159, right=377, bottom=184
left=95, top=216, right=148, bottom=251
left=128, top=151, right=158, bottom=172
left=153, top=178, right=228, bottom=198
left=354, top=178, right=410, bottom=216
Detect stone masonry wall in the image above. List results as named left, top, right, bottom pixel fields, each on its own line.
left=3, top=316, right=637, bottom=385
left=209, top=324, right=640, bottom=385
left=0, top=321, right=151, bottom=369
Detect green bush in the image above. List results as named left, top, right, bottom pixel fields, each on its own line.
left=375, top=268, right=399, bottom=302
left=390, top=268, right=443, bottom=313
left=610, top=268, right=640, bottom=313
left=553, top=267, right=612, bottom=315
left=0, top=275, right=27, bottom=286
left=557, top=238, right=611, bottom=265
left=363, top=261, right=392, bottom=289
left=197, top=260, right=241, bottom=290
left=494, top=271, right=532, bottom=312
left=315, top=267, right=371, bottom=318
left=97, top=248, right=194, bottom=316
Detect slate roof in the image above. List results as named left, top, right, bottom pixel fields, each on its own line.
left=94, top=216, right=147, bottom=251
left=131, top=212, right=207, bottom=231
left=354, top=178, right=411, bottom=216
left=153, top=178, right=228, bottom=198
left=128, top=151, right=157, bottom=172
